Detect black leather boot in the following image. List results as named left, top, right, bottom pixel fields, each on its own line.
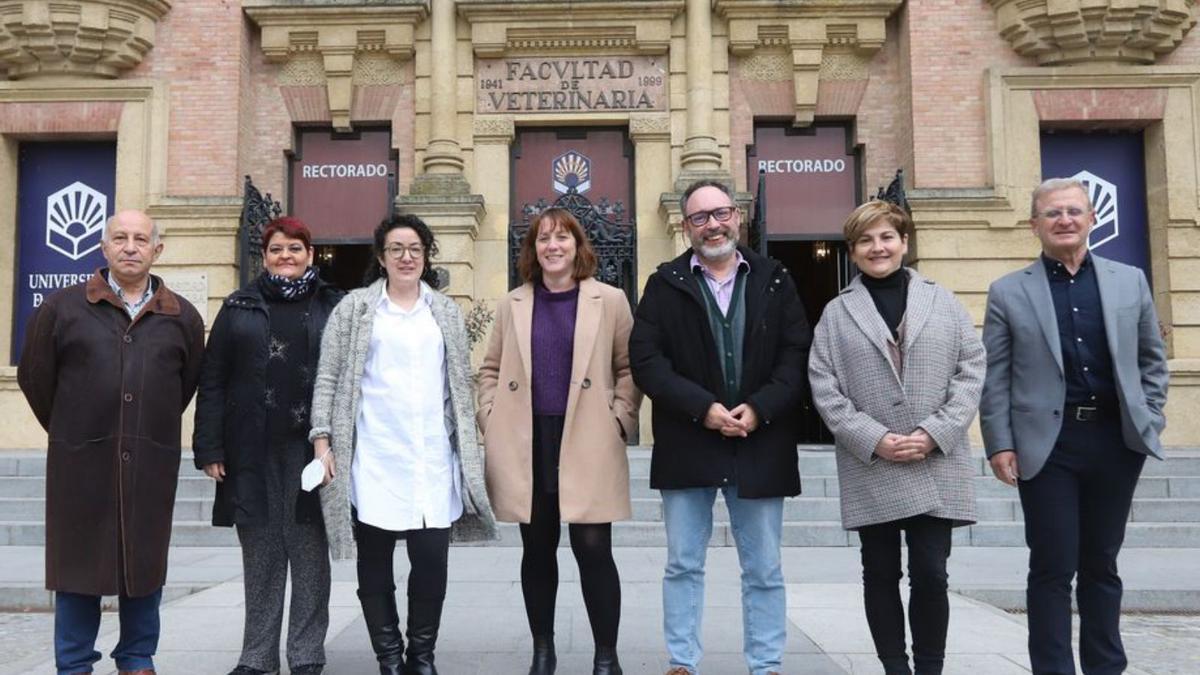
left=357, top=590, right=405, bottom=675
left=403, top=597, right=444, bottom=675
left=528, top=634, right=556, bottom=675
left=592, top=645, right=622, bottom=675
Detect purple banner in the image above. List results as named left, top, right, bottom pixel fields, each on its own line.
left=13, top=142, right=116, bottom=364
left=1040, top=132, right=1150, bottom=280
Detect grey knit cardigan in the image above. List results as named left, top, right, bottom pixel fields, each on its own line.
left=309, top=279, right=499, bottom=560
left=808, top=270, right=985, bottom=530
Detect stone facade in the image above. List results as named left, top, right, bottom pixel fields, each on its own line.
left=1, top=0, right=1199, bottom=448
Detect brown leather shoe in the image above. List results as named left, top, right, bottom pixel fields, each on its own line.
left=665, top=668, right=692, bottom=675
left=118, top=670, right=155, bottom=675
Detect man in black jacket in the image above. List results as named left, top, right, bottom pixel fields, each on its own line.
left=630, top=180, right=811, bottom=675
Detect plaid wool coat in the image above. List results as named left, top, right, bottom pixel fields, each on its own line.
left=808, top=269, right=985, bottom=530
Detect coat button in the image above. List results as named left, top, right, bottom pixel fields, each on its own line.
left=508, top=381, right=518, bottom=391
left=123, top=393, right=133, bottom=403
left=123, top=335, right=132, bottom=343
left=582, top=378, right=591, bottom=389
left=121, top=452, right=131, bottom=461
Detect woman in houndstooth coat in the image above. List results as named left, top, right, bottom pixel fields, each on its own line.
left=809, top=200, right=985, bottom=675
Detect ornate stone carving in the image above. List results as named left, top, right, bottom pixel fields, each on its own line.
left=353, top=53, right=405, bottom=86
left=279, top=53, right=324, bottom=86
left=458, top=0, right=683, bottom=57
left=0, top=0, right=170, bottom=79
left=821, top=50, right=869, bottom=81
left=629, top=112, right=670, bottom=142
left=472, top=115, right=515, bottom=144
left=714, top=0, right=902, bottom=126
left=244, top=1, right=426, bottom=131
left=740, top=50, right=791, bottom=81
left=989, top=0, right=1198, bottom=65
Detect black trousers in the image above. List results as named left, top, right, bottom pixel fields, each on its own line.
left=353, top=515, right=450, bottom=604
left=858, top=514, right=954, bottom=675
left=1018, top=415, right=1145, bottom=675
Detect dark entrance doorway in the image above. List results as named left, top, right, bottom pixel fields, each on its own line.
left=314, top=244, right=375, bottom=291
left=509, top=127, right=637, bottom=305
left=766, top=239, right=851, bottom=444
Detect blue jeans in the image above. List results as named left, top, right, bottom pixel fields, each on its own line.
left=661, top=485, right=785, bottom=675
left=54, top=589, right=162, bottom=675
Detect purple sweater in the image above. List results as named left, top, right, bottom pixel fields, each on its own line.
left=531, top=282, right=579, bottom=415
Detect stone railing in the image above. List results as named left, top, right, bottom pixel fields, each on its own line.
left=989, top=0, right=1198, bottom=65
left=0, top=0, right=171, bottom=79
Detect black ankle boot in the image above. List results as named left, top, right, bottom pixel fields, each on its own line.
left=592, top=645, right=622, bottom=675
left=879, top=655, right=912, bottom=675
left=404, top=597, right=444, bottom=675
left=357, top=590, right=405, bottom=675
left=528, top=634, right=556, bottom=675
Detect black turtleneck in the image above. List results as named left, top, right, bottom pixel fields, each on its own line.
left=860, top=267, right=908, bottom=341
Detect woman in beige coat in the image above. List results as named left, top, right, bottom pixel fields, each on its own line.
left=478, top=207, right=641, bottom=675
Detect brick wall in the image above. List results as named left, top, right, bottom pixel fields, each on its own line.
left=903, top=0, right=1031, bottom=189
left=134, top=0, right=245, bottom=197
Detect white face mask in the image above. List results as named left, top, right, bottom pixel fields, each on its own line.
left=300, top=457, right=325, bottom=492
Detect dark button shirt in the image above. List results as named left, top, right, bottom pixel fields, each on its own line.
left=1042, top=253, right=1117, bottom=408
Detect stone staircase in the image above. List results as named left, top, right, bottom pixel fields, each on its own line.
left=2, top=447, right=1198, bottom=548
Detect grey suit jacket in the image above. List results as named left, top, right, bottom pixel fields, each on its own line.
left=979, top=254, right=1168, bottom=479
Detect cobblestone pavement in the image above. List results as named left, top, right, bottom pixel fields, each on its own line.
left=4, top=609, right=1199, bottom=674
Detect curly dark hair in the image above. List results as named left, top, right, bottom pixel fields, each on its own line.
left=368, top=213, right=440, bottom=288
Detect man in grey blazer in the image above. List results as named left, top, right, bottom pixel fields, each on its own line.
left=980, top=177, right=1168, bottom=675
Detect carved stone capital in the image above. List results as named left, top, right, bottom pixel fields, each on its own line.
left=989, top=0, right=1198, bottom=65
left=457, top=0, right=684, bottom=57
left=244, top=1, right=427, bottom=131
left=473, top=115, right=515, bottom=144
left=629, top=112, right=670, bottom=143
left=714, top=0, right=902, bottom=126
left=0, top=0, right=171, bottom=79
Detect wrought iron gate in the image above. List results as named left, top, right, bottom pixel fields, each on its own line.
left=510, top=188, right=638, bottom=307
left=239, top=175, right=281, bottom=287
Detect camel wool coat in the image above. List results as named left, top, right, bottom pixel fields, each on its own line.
left=478, top=278, right=642, bottom=524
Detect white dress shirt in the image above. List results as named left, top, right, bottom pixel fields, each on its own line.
left=352, top=282, right=463, bottom=531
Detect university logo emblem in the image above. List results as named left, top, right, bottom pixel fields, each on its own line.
left=552, top=150, right=591, bottom=195
left=1072, top=170, right=1119, bottom=250
left=46, top=181, right=106, bottom=261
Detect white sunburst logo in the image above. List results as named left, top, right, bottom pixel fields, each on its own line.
left=45, top=181, right=107, bottom=261
left=552, top=151, right=592, bottom=195
left=1072, top=170, right=1119, bottom=251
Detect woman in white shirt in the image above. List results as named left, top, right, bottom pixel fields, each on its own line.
left=309, top=215, right=496, bottom=675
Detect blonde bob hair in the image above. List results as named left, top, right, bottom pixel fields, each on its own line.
left=842, top=200, right=913, bottom=245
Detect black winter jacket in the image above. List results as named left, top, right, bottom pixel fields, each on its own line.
left=192, top=276, right=345, bottom=526
left=629, top=247, right=812, bottom=497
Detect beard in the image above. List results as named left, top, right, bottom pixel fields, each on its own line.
left=692, top=230, right=737, bottom=260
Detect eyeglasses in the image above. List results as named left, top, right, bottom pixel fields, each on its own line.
left=1037, top=207, right=1089, bottom=220
left=684, top=206, right=737, bottom=227
left=383, top=244, right=425, bottom=260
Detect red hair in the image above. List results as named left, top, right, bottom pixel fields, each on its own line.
left=261, top=216, right=313, bottom=251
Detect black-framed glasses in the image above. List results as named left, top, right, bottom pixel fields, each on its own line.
left=383, top=244, right=425, bottom=260
left=684, top=206, right=737, bottom=227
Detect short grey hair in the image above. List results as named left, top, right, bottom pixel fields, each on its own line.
left=103, top=213, right=161, bottom=245
left=1030, top=177, right=1092, bottom=218
left=679, top=179, right=734, bottom=216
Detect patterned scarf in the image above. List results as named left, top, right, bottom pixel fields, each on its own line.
left=260, top=266, right=317, bottom=301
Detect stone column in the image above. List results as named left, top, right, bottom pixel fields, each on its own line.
left=678, top=0, right=723, bottom=185
left=423, top=0, right=466, bottom=177
left=398, top=0, right=484, bottom=302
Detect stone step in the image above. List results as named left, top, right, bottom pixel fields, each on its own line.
left=3, top=519, right=1199, bottom=548
left=4, top=448, right=1200, bottom=478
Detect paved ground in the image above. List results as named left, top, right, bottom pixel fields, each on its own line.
left=2, top=547, right=1198, bottom=674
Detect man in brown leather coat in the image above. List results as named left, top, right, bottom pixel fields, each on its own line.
left=18, top=209, right=205, bottom=675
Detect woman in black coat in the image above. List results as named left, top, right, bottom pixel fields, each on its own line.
left=193, top=217, right=345, bottom=675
